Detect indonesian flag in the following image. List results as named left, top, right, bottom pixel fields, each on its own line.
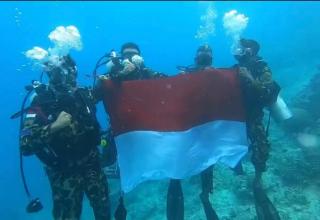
left=101, top=68, right=248, bottom=193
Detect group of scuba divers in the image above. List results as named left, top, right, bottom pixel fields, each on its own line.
left=14, top=38, right=285, bottom=220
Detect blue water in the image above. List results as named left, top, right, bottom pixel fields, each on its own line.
left=1, top=1, right=320, bottom=219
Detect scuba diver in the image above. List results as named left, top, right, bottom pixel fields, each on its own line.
left=169, top=44, right=250, bottom=220
left=168, top=44, right=220, bottom=220
left=177, top=44, right=214, bottom=74
left=102, top=42, right=167, bottom=81
left=93, top=42, right=167, bottom=220
left=19, top=55, right=111, bottom=220
left=233, top=38, right=281, bottom=220
left=94, top=42, right=167, bottom=162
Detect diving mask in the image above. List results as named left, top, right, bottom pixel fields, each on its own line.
left=195, top=51, right=212, bottom=67
left=122, top=48, right=140, bottom=59
left=45, top=56, right=77, bottom=87
left=233, top=46, right=253, bottom=57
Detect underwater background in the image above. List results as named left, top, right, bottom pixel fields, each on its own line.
left=0, top=1, right=320, bottom=219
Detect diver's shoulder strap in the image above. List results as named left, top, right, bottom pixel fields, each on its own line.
left=32, top=86, right=57, bottom=110
left=77, top=87, right=95, bottom=104
left=76, top=87, right=97, bottom=120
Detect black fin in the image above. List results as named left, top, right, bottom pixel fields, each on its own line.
left=200, top=166, right=219, bottom=220
left=200, top=192, right=219, bottom=220
left=253, top=180, right=281, bottom=220
left=114, top=196, right=127, bottom=220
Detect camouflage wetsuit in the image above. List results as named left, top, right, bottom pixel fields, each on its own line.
left=20, top=86, right=110, bottom=220
left=236, top=57, right=280, bottom=173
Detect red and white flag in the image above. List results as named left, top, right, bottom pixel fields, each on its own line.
left=101, top=68, right=248, bottom=193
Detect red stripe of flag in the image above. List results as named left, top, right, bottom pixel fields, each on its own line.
left=101, top=68, right=245, bottom=136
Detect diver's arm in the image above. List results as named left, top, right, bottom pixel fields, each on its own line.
left=252, top=64, right=280, bottom=106
left=49, top=111, right=72, bottom=132
left=239, top=64, right=280, bottom=106
left=109, top=64, right=136, bottom=82
left=20, top=110, right=71, bottom=156
left=20, top=116, right=52, bottom=156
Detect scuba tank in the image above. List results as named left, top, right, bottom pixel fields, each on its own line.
left=267, top=95, right=293, bottom=123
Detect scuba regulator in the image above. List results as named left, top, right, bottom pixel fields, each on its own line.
left=92, top=49, right=123, bottom=87
left=92, top=49, right=145, bottom=86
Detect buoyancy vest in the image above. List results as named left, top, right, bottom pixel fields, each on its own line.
left=32, top=86, right=100, bottom=168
